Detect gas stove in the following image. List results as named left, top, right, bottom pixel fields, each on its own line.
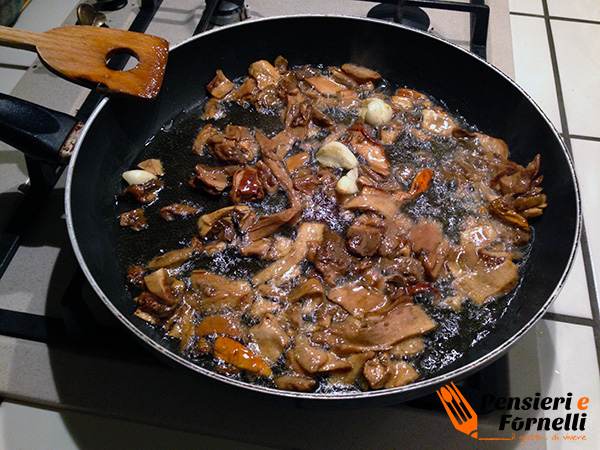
left=0, top=1, right=573, bottom=448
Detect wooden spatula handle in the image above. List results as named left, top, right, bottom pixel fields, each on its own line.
left=0, top=25, right=169, bottom=100
left=0, top=25, right=41, bottom=50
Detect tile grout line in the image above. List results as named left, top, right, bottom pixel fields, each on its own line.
left=569, top=135, right=600, bottom=143
left=539, top=0, right=600, bottom=375
left=580, top=231, right=600, bottom=368
left=543, top=312, right=595, bottom=328
left=547, top=15, right=600, bottom=25
left=540, top=1, right=571, bottom=141
left=511, top=11, right=600, bottom=26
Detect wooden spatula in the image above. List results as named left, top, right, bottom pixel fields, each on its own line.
left=0, top=25, right=169, bottom=100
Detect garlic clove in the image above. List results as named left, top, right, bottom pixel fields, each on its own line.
left=316, top=141, right=358, bottom=170
left=122, top=169, right=158, bottom=186
left=336, top=172, right=359, bottom=195
left=346, top=168, right=359, bottom=181
left=359, top=98, right=394, bottom=126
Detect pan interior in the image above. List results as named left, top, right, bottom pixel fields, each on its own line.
left=67, top=16, right=579, bottom=401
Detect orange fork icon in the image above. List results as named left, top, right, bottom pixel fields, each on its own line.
left=437, top=382, right=479, bottom=439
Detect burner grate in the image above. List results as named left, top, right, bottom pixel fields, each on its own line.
left=365, top=0, right=489, bottom=59
left=367, top=3, right=431, bottom=31
left=194, top=0, right=248, bottom=35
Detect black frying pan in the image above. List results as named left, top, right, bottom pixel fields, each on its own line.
left=1, top=16, right=580, bottom=406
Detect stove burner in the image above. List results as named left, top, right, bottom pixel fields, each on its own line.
left=194, top=0, right=249, bottom=35
left=95, top=0, right=128, bottom=11
left=210, top=0, right=248, bottom=26
left=367, top=3, right=431, bottom=31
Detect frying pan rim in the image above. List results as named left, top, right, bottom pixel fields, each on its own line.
left=64, top=15, right=582, bottom=401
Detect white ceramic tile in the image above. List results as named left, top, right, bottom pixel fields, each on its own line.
left=547, top=0, right=600, bottom=21
left=0, top=65, right=30, bottom=102
left=509, top=0, right=544, bottom=15
left=536, top=320, right=600, bottom=449
left=551, top=20, right=600, bottom=138
left=571, top=138, right=600, bottom=294
left=0, top=401, right=274, bottom=450
left=14, top=0, right=81, bottom=30
left=548, top=246, right=593, bottom=319
left=510, top=15, right=562, bottom=132
left=0, top=0, right=80, bottom=93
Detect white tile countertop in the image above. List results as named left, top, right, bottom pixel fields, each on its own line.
left=0, top=0, right=599, bottom=449
left=507, top=2, right=600, bottom=450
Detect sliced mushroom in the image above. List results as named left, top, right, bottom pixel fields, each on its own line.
left=249, top=313, right=291, bottom=364
left=327, top=285, right=388, bottom=318
left=137, top=159, right=164, bottom=175
left=117, top=179, right=164, bottom=204
left=196, top=314, right=245, bottom=340
left=421, top=107, right=458, bottom=137
left=190, top=271, right=253, bottom=313
left=144, top=268, right=177, bottom=305
left=275, top=375, right=316, bottom=391
left=289, top=334, right=351, bottom=374
left=248, top=59, right=281, bottom=89
left=119, top=208, right=147, bottom=231
left=341, top=63, right=381, bottom=82
left=252, top=222, right=325, bottom=286
left=206, top=69, right=235, bottom=99
left=213, top=336, right=272, bottom=377
left=342, top=186, right=404, bottom=220
left=160, top=203, right=200, bottom=221
left=305, top=76, right=345, bottom=96
left=197, top=205, right=256, bottom=241
left=146, top=247, right=195, bottom=270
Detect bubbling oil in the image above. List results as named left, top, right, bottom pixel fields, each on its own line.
left=115, top=68, right=536, bottom=392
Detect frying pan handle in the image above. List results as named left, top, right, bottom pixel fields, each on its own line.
left=0, top=92, right=80, bottom=164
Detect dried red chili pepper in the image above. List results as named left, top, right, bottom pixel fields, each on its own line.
left=409, top=168, right=434, bottom=196
left=398, top=283, right=440, bottom=297
left=347, top=125, right=384, bottom=148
